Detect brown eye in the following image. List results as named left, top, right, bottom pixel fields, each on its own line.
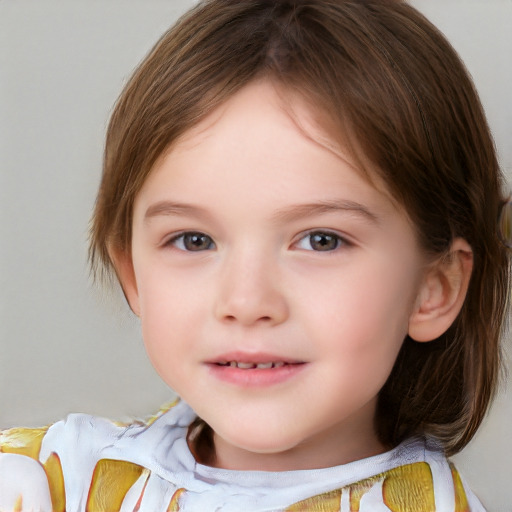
left=295, top=231, right=345, bottom=251
left=309, top=232, right=340, bottom=251
left=170, top=232, right=215, bottom=251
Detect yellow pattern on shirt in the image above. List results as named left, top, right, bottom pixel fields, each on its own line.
left=0, top=426, right=48, bottom=459
left=286, top=461, right=469, bottom=512
left=0, top=420, right=469, bottom=512
left=86, top=459, right=148, bottom=512
left=43, top=452, right=66, bottom=512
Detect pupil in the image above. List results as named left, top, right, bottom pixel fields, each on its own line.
left=311, top=233, right=337, bottom=251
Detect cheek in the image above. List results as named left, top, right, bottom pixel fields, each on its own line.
left=136, top=259, right=203, bottom=317
left=303, top=261, right=414, bottom=327
left=135, top=263, right=215, bottom=369
left=136, top=273, right=193, bottom=361
left=298, top=259, right=417, bottom=373
left=139, top=296, right=194, bottom=392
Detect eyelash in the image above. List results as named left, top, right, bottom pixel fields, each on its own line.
left=165, top=232, right=216, bottom=252
left=293, top=230, right=350, bottom=252
left=164, top=230, right=350, bottom=253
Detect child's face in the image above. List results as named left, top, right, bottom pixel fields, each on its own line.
left=122, top=80, right=429, bottom=471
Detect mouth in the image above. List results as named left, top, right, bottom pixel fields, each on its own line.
left=207, top=356, right=306, bottom=387
left=215, top=361, right=297, bottom=370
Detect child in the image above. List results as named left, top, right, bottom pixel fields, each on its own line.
left=0, top=0, right=509, bottom=510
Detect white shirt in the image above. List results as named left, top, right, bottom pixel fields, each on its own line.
left=0, top=399, right=486, bottom=511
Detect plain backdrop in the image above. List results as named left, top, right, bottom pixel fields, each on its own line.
left=1, top=1, right=511, bottom=510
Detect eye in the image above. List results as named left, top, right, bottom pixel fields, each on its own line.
left=167, top=232, right=216, bottom=251
left=295, top=231, right=347, bottom=252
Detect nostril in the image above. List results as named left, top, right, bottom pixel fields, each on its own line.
left=224, top=315, right=272, bottom=323
left=215, top=294, right=289, bottom=326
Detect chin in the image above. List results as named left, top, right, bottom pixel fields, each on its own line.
left=217, top=425, right=304, bottom=455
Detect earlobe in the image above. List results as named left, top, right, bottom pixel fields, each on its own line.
left=108, top=246, right=141, bottom=317
left=408, top=238, right=473, bottom=342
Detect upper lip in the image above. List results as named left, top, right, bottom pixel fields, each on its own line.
left=206, top=351, right=305, bottom=365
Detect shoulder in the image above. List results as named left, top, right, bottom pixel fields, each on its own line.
left=380, top=437, right=486, bottom=512
left=0, top=400, right=185, bottom=512
left=0, top=451, right=53, bottom=511
left=289, top=437, right=486, bottom=512
left=0, top=424, right=59, bottom=511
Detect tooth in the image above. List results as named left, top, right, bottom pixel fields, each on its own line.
left=237, top=362, right=256, bottom=369
left=229, top=361, right=237, bottom=367
left=256, top=362, right=273, bottom=369
left=273, top=362, right=285, bottom=368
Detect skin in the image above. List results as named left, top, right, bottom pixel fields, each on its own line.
left=115, top=80, right=472, bottom=472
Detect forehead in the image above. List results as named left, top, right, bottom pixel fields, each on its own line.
left=169, top=80, right=335, bottom=156
left=153, top=79, right=393, bottom=201
left=133, top=80, right=407, bottom=234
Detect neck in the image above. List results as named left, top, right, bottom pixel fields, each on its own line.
left=206, top=403, right=386, bottom=472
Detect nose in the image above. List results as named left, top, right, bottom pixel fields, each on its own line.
left=214, top=249, right=289, bottom=327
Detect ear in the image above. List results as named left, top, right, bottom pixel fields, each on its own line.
left=109, top=246, right=141, bottom=317
left=408, top=238, right=473, bottom=342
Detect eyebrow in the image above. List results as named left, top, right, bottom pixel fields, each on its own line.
left=144, top=199, right=380, bottom=224
left=272, top=200, right=380, bottom=224
left=144, top=201, right=207, bottom=222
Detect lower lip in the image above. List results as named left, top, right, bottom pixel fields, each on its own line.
left=206, top=363, right=306, bottom=387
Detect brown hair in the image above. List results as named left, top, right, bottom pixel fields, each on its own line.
left=90, top=0, right=510, bottom=456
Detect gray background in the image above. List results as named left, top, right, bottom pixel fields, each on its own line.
left=1, top=1, right=511, bottom=510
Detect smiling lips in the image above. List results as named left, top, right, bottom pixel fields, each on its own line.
left=217, top=361, right=289, bottom=369
left=207, top=354, right=306, bottom=385
left=211, top=352, right=305, bottom=370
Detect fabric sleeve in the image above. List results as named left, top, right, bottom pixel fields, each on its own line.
left=450, top=463, right=487, bottom=512
left=0, top=427, right=56, bottom=512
